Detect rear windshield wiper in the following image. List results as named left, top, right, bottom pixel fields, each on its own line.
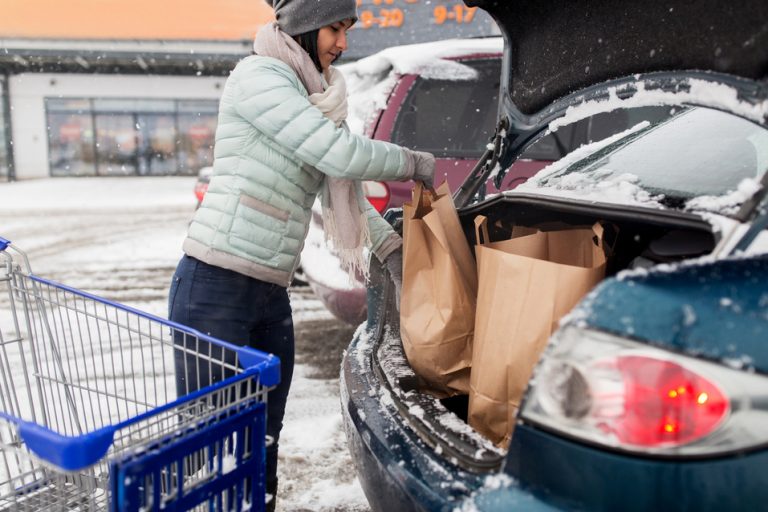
left=717, top=167, right=768, bottom=255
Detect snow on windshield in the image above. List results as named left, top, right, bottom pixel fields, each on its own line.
left=515, top=121, right=667, bottom=208
left=685, top=178, right=763, bottom=216
left=520, top=121, right=651, bottom=185
left=517, top=107, right=768, bottom=214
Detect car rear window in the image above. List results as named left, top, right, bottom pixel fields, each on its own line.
left=521, top=106, right=674, bottom=161
left=526, top=106, right=768, bottom=213
left=390, top=57, right=500, bottom=159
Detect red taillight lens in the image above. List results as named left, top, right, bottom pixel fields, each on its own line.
left=362, top=181, right=390, bottom=213
left=520, top=328, right=762, bottom=457
left=194, top=182, right=208, bottom=204
left=593, top=355, right=729, bottom=447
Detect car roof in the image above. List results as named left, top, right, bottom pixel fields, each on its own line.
left=466, top=0, right=768, bottom=116
left=341, top=36, right=502, bottom=80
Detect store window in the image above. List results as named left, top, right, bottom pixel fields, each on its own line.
left=177, top=100, right=218, bottom=175
left=94, top=112, right=138, bottom=175
left=391, top=58, right=501, bottom=159
left=45, top=98, right=219, bottom=177
left=138, top=113, right=177, bottom=175
left=48, top=99, right=96, bottom=176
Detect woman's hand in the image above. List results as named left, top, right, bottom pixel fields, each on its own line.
left=410, top=150, right=436, bottom=189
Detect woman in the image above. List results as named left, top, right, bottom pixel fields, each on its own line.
left=168, top=0, right=435, bottom=507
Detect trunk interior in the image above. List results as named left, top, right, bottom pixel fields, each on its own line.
left=374, top=193, right=716, bottom=470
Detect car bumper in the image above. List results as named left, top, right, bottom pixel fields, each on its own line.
left=300, top=212, right=367, bottom=325
left=341, top=326, right=560, bottom=512
left=307, top=278, right=366, bottom=325
left=507, top=422, right=768, bottom=511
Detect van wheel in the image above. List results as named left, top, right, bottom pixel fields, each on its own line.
left=291, top=266, right=309, bottom=287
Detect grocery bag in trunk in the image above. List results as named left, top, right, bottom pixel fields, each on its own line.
left=400, top=182, right=478, bottom=396
left=468, top=216, right=608, bottom=447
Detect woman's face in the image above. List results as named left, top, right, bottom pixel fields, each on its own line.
left=317, top=18, right=354, bottom=70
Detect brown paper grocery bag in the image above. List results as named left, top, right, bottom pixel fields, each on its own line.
left=400, top=182, right=478, bottom=397
left=468, top=216, right=607, bottom=447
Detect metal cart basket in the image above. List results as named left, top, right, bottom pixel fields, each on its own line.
left=0, top=237, right=280, bottom=511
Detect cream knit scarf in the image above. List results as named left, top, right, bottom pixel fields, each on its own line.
left=253, top=22, right=372, bottom=281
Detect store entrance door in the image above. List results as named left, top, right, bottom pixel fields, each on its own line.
left=95, top=113, right=138, bottom=175
left=136, top=113, right=177, bottom=175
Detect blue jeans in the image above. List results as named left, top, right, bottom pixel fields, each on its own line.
left=168, top=254, right=294, bottom=491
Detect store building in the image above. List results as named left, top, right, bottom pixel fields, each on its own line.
left=0, top=0, right=497, bottom=181
left=0, top=39, right=253, bottom=180
left=0, top=0, right=274, bottom=181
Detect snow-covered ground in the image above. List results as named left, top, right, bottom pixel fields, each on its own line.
left=0, top=176, right=369, bottom=511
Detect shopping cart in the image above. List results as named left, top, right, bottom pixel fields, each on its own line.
left=0, top=237, right=280, bottom=511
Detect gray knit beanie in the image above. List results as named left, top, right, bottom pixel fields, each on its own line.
left=266, top=0, right=358, bottom=36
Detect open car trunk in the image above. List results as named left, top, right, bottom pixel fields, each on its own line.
left=368, top=194, right=716, bottom=472
left=350, top=0, right=768, bottom=482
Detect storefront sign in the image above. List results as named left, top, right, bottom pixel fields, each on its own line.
left=58, top=122, right=82, bottom=141
left=188, top=124, right=213, bottom=142
left=346, top=0, right=499, bottom=59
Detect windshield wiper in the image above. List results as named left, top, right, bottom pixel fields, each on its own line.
left=710, top=167, right=768, bottom=256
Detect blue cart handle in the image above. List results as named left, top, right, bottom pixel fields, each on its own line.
left=0, top=237, right=10, bottom=252
left=17, top=420, right=116, bottom=471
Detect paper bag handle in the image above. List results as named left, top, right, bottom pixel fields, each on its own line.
left=474, top=215, right=490, bottom=246
left=413, top=181, right=442, bottom=210
left=594, top=222, right=620, bottom=256
left=591, top=221, right=620, bottom=256
left=591, top=222, right=604, bottom=249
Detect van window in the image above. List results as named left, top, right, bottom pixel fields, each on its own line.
left=391, top=58, right=500, bottom=159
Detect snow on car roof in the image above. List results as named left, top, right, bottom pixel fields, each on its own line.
left=341, top=36, right=502, bottom=79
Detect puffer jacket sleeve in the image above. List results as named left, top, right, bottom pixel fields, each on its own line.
left=233, top=58, right=416, bottom=182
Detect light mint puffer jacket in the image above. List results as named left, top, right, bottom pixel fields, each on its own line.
left=183, top=55, right=415, bottom=287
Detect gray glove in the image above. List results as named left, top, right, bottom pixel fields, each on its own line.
left=410, top=150, right=436, bottom=189
left=384, top=247, right=403, bottom=311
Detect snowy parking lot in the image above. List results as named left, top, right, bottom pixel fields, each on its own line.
left=0, top=176, right=369, bottom=512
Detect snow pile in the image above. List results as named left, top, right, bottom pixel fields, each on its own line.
left=343, top=37, right=502, bottom=80
left=300, top=211, right=365, bottom=291
left=353, top=321, right=374, bottom=370
left=341, top=63, right=398, bottom=135
left=685, top=177, right=763, bottom=215
left=0, top=176, right=196, bottom=212
left=278, top=364, right=370, bottom=512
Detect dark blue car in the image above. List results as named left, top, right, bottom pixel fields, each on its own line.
left=341, top=0, right=768, bottom=510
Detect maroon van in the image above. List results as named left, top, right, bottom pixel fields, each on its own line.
left=302, top=42, right=554, bottom=324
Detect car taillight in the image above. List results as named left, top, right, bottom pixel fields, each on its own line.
left=362, top=181, right=390, bottom=213
left=591, top=355, right=728, bottom=447
left=194, top=182, right=208, bottom=204
left=522, top=326, right=767, bottom=457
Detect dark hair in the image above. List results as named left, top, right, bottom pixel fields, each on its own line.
left=295, top=28, right=344, bottom=72
left=295, top=29, right=322, bottom=72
